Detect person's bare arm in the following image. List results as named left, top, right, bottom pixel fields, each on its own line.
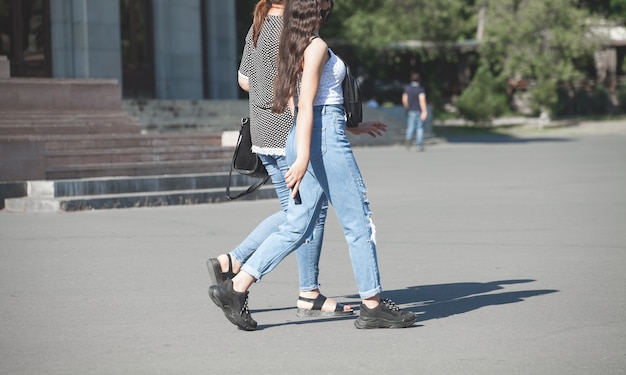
left=285, top=38, right=327, bottom=198
left=238, top=73, right=249, bottom=92
left=418, top=93, right=428, bottom=121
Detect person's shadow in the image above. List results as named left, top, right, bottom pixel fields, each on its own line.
left=372, top=279, right=558, bottom=322
left=252, top=279, right=557, bottom=329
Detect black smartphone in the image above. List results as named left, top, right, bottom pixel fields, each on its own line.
left=294, top=191, right=302, bottom=205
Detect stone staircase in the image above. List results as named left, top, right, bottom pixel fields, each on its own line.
left=0, top=107, right=237, bottom=181
left=40, top=129, right=231, bottom=180
left=0, top=56, right=269, bottom=212
left=0, top=109, right=268, bottom=211
left=0, top=107, right=262, bottom=211
left=3, top=173, right=275, bottom=212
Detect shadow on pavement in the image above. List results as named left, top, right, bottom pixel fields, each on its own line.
left=378, top=279, right=559, bottom=322
left=238, top=279, right=556, bottom=330
left=442, top=135, right=573, bottom=144
left=434, top=126, right=574, bottom=144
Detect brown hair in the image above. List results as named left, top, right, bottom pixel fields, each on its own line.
left=252, top=0, right=283, bottom=47
left=272, top=0, right=322, bottom=113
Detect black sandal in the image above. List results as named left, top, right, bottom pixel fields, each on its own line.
left=206, top=254, right=236, bottom=286
left=296, top=294, right=354, bottom=317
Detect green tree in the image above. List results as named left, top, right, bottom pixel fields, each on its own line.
left=456, top=64, right=509, bottom=123
left=478, top=0, right=600, bottom=115
left=327, top=0, right=477, bottom=60
left=323, top=0, right=480, bottom=107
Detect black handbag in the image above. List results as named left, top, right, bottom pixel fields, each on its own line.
left=226, top=117, right=270, bottom=200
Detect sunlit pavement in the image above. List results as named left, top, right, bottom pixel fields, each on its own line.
left=1, top=130, right=625, bottom=374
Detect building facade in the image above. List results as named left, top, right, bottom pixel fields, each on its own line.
left=0, top=0, right=239, bottom=99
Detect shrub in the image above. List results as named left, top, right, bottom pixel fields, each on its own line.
left=456, top=65, right=509, bottom=124
left=559, top=83, right=616, bottom=117
left=529, top=78, right=559, bottom=117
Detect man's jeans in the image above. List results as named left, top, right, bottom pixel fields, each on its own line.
left=406, top=110, right=424, bottom=147
left=241, top=105, right=382, bottom=299
left=230, top=153, right=328, bottom=291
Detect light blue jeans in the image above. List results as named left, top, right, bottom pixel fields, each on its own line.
left=241, top=104, right=383, bottom=299
left=229, top=153, right=328, bottom=291
left=406, top=110, right=424, bottom=147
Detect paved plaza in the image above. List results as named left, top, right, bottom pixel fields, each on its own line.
left=1, top=128, right=625, bottom=374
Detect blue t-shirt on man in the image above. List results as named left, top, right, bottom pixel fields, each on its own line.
left=404, top=82, right=426, bottom=112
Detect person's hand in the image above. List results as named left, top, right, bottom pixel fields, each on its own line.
left=285, top=158, right=308, bottom=198
left=346, top=120, right=387, bottom=137
left=420, top=112, right=428, bottom=122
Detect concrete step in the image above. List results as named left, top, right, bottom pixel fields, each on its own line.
left=44, top=158, right=233, bottom=180
left=0, top=111, right=143, bottom=137
left=0, top=121, right=141, bottom=136
left=0, top=131, right=230, bottom=181
left=0, top=181, right=27, bottom=210
left=3, top=173, right=275, bottom=212
left=41, top=133, right=224, bottom=151
left=44, top=145, right=232, bottom=166
left=0, top=78, right=122, bottom=112
left=0, top=111, right=141, bottom=121
left=4, top=186, right=276, bottom=212
left=20, top=173, right=267, bottom=197
left=0, top=118, right=138, bottom=128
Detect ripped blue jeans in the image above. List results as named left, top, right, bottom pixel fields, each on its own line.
left=241, top=104, right=382, bottom=299
left=229, top=153, right=328, bottom=291
left=406, top=110, right=424, bottom=148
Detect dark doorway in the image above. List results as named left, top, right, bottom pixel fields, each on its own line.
left=0, top=0, right=52, bottom=77
left=120, top=0, right=155, bottom=98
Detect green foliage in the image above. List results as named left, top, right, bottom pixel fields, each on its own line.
left=455, top=64, right=509, bottom=123
left=530, top=79, right=560, bottom=115
left=556, top=83, right=619, bottom=116
left=327, top=0, right=478, bottom=61
left=478, top=0, right=600, bottom=116
left=326, top=0, right=604, bottom=116
left=579, top=85, right=612, bottom=114
left=232, top=0, right=612, bottom=116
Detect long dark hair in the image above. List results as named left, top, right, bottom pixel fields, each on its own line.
left=252, top=0, right=284, bottom=47
left=272, top=0, right=322, bottom=113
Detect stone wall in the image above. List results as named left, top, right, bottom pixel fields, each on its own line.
left=122, top=99, right=410, bottom=146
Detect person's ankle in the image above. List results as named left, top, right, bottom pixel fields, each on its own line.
left=362, top=295, right=380, bottom=309
left=299, top=289, right=320, bottom=299
left=217, top=254, right=240, bottom=274
left=231, top=278, right=245, bottom=294
left=231, top=273, right=255, bottom=294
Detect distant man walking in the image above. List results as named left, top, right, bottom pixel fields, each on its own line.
left=402, top=72, right=428, bottom=151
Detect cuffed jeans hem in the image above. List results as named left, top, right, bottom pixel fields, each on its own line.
left=299, top=285, right=322, bottom=292
left=241, top=264, right=263, bottom=282
left=359, top=287, right=383, bottom=300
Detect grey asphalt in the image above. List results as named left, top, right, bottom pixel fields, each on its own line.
left=1, top=127, right=625, bottom=374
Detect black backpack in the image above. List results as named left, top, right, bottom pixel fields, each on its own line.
left=341, top=60, right=362, bottom=128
